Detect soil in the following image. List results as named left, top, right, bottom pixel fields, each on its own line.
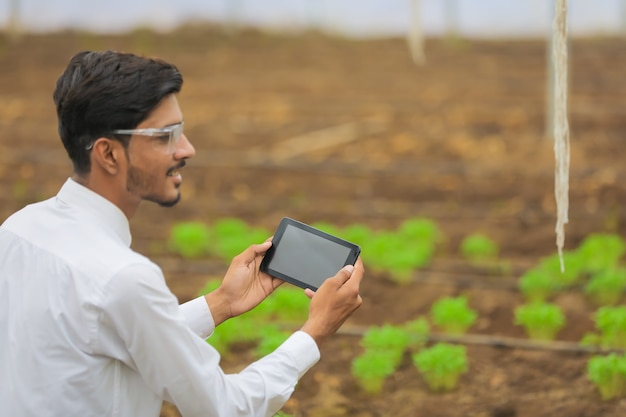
left=2, top=27, right=626, bottom=417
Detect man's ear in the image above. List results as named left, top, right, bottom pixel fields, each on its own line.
left=91, top=138, right=124, bottom=175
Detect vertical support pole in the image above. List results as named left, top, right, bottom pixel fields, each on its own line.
left=621, top=0, right=626, bottom=37
left=552, top=0, right=570, bottom=272
left=407, top=0, right=426, bottom=65
left=225, top=0, right=242, bottom=35
left=8, top=0, right=21, bottom=42
left=444, top=0, right=459, bottom=40
left=545, top=0, right=555, bottom=139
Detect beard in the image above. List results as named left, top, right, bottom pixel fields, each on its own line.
left=127, top=164, right=181, bottom=207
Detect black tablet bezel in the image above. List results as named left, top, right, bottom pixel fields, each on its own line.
left=260, top=217, right=361, bottom=291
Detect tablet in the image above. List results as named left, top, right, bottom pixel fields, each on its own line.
left=260, top=217, right=361, bottom=291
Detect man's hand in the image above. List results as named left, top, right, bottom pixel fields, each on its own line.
left=300, top=257, right=364, bottom=347
left=204, top=240, right=282, bottom=326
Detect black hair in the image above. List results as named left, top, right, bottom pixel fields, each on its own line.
left=53, top=50, right=183, bottom=174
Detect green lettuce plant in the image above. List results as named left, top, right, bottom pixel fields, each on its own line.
left=397, top=217, right=442, bottom=246
left=351, top=350, right=397, bottom=395
left=584, top=269, right=626, bottom=306
left=431, top=296, right=477, bottom=335
left=587, top=353, right=626, bottom=400
left=168, top=221, right=212, bottom=258
left=310, top=221, right=342, bottom=238
left=254, top=324, right=291, bottom=358
left=200, top=280, right=309, bottom=356
left=587, top=306, right=626, bottom=350
left=518, top=268, right=557, bottom=303
left=360, top=324, right=410, bottom=367
left=460, top=233, right=498, bottom=265
left=577, top=233, right=626, bottom=274
left=210, top=218, right=269, bottom=260
left=514, top=302, right=566, bottom=341
left=341, top=223, right=374, bottom=246
left=365, top=231, right=433, bottom=284
left=412, top=343, right=468, bottom=391
left=256, top=286, right=309, bottom=322
left=403, top=317, right=430, bottom=351
left=537, top=251, right=584, bottom=289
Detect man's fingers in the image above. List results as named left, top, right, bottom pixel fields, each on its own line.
left=237, top=241, right=272, bottom=264
left=348, top=257, right=365, bottom=287
left=331, top=264, right=354, bottom=287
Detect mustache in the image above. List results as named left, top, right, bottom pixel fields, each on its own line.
left=167, top=160, right=186, bottom=175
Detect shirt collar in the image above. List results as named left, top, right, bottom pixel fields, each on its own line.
left=56, top=178, right=132, bottom=247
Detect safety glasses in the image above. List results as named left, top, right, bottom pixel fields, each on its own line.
left=86, top=121, right=185, bottom=154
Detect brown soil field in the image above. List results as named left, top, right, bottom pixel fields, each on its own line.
left=2, top=27, right=626, bottom=417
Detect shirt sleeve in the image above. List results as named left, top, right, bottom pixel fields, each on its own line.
left=97, top=262, right=320, bottom=417
left=179, top=296, right=215, bottom=340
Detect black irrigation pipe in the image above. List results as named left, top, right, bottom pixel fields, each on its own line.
left=336, top=325, right=625, bottom=355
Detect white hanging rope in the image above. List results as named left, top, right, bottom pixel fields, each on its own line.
left=552, top=0, right=570, bottom=272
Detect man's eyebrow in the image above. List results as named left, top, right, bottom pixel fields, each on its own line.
left=161, top=120, right=184, bottom=129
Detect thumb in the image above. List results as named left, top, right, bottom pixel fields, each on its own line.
left=334, top=264, right=354, bottom=285
left=240, top=241, right=272, bottom=264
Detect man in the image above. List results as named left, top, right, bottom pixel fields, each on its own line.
left=0, top=50, right=364, bottom=417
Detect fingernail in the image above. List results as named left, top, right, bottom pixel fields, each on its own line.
left=343, top=265, right=354, bottom=274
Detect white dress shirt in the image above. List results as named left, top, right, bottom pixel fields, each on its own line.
left=0, top=178, right=320, bottom=417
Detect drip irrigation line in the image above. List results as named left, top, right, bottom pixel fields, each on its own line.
left=409, top=270, right=520, bottom=290
left=336, top=324, right=624, bottom=355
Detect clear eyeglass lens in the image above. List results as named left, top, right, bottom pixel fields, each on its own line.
left=166, top=123, right=184, bottom=153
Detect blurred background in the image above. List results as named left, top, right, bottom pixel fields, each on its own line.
left=4, top=0, right=626, bottom=38
left=2, top=1, right=626, bottom=416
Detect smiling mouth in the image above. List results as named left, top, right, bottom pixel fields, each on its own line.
left=167, top=161, right=186, bottom=177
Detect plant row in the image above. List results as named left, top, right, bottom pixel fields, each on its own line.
left=196, top=273, right=626, bottom=400
left=168, top=218, right=626, bottom=307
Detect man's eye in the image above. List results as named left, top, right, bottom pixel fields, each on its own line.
left=154, top=135, right=170, bottom=143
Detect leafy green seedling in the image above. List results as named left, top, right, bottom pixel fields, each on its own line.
left=360, top=324, right=409, bottom=367
left=460, top=233, right=498, bottom=263
left=168, top=221, right=212, bottom=258
left=514, top=302, right=566, bottom=341
left=594, top=306, right=626, bottom=349
left=431, top=296, right=477, bottom=335
left=587, top=353, right=626, bottom=400
left=254, top=324, right=291, bottom=358
left=389, top=243, right=434, bottom=284
left=412, top=343, right=468, bottom=391
left=397, top=217, right=442, bottom=246
left=351, top=350, right=397, bottom=395
left=537, top=251, right=584, bottom=289
left=518, top=268, right=557, bottom=303
left=210, top=218, right=266, bottom=260
left=584, top=269, right=626, bottom=306
left=403, top=317, right=430, bottom=351
left=256, top=286, right=309, bottom=322
left=365, top=231, right=434, bottom=284
left=577, top=233, right=626, bottom=274
left=341, top=224, right=374, bottom=246
left=310, top=221, right=342, bottom=238
left=207, top=313, right=262, bottom=355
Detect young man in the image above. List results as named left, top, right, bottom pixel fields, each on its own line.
left=0, top=50, right=364, bottom=417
